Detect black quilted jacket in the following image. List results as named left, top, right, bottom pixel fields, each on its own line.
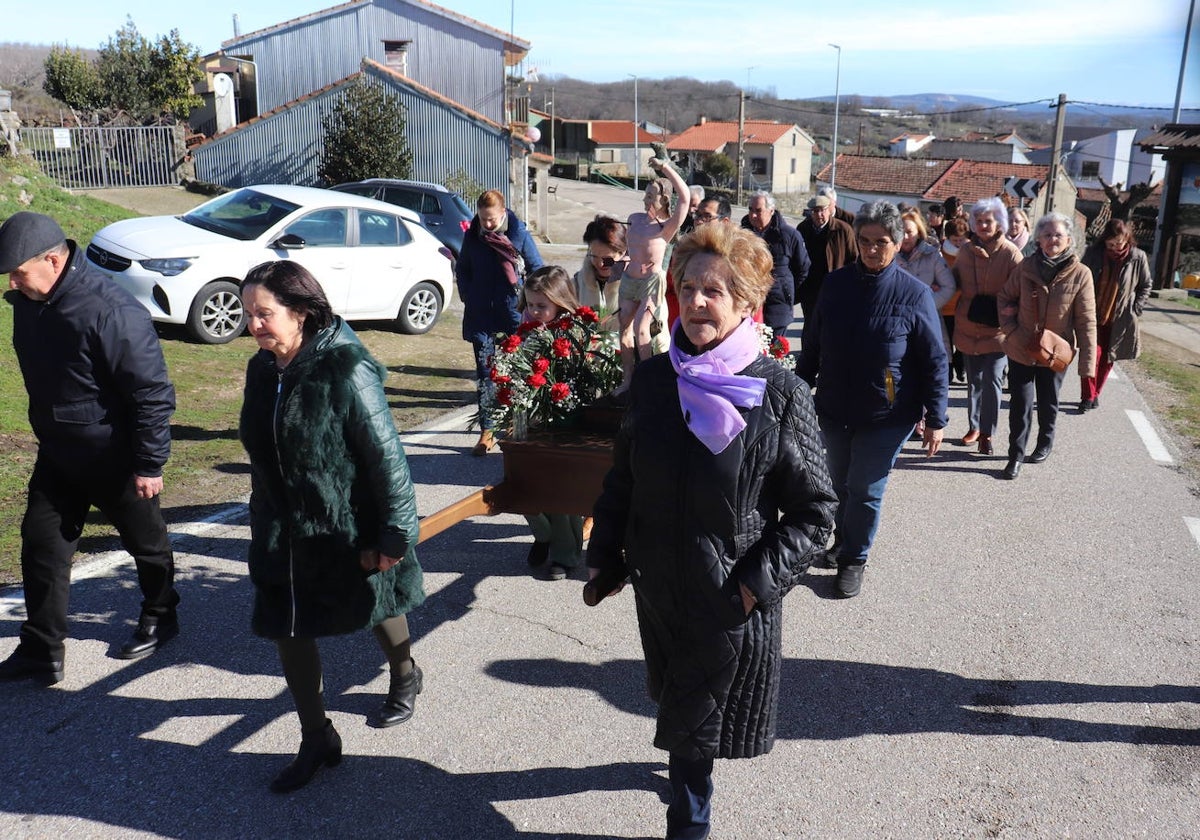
left=588, top=343, right=836, bottom=761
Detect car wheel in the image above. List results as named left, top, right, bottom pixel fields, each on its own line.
left=396, top=282, right=442, bottom=335
left=187, top=281, right=246, bottom=344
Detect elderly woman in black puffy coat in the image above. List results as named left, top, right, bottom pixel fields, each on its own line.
left=587, top=224, right=836, bottom=840
left=239, top=261, right=425, bottom=794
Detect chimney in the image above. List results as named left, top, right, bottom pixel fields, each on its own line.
left=698, top=115, right=707, bottom=126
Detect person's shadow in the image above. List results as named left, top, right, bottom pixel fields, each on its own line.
left=486, top=657, right=1199, bottom=747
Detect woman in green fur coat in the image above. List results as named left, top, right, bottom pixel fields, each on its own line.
left=239, top=261, right=426, bottom=794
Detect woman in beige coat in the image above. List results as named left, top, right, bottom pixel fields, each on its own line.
left=953, top=198, right=1024, bottom=455
left=997, top=213, right=1097, bottom=480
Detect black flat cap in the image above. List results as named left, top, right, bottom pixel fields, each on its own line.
left=0, top=212, right=67, bottom=273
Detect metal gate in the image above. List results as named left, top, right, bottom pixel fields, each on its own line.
left=20, top=125, right=182, bottom=190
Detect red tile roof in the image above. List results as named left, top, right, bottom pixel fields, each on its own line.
left=668, top=120, right=801, bottom=152
left=815, top=155, right=954, bottom=196
left=814, top=155, right=1059, bottom=204
left=587, top=121, right=662, bottom=145
left=925, top=159, right=1052, bottom=203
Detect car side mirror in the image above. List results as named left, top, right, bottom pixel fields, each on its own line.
left=271, top=233, right=306, bottom=250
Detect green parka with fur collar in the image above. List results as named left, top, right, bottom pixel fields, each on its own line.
left=239, top=318, right=425, bottom=639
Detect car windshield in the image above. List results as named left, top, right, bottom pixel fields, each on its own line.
left=182, top=189, right=301, bottom=241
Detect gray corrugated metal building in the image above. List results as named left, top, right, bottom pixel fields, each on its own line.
left=192, top=61, right=513, bottom=200
left=220, top=0, right=528, bottom=127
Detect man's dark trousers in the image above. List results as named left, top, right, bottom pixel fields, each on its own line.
left=18, top=457, right=177, bottom=661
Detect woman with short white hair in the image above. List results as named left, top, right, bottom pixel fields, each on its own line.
left=997, top=213, right=1097, bottom=479
left=953, top=197, right=1024, bottom=455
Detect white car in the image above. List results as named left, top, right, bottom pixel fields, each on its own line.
left=87, top=184, right=455, bottom=344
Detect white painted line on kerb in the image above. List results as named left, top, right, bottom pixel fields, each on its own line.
left=1185, top=517, right=1200, bottom=550
left=1126, top=409, right=1173, bottom=463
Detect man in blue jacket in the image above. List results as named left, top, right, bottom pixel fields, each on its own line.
left=741, top=191, right=809, bottom=338
left=0, top=212, right=179, bottom=685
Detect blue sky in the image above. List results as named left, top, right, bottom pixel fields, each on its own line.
left=6, top=0, right=1198, bottom=110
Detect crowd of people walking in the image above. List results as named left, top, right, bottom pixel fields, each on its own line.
left=0, top=167, right=1150, bottom=838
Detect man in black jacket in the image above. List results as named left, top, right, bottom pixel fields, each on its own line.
left=0, top=212, right=179, bottom=686
left=741, top=191, right=809, bottom=338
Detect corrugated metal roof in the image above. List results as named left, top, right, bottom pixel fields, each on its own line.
left=224, top=0, right=530, bottom=53
left=1139, top=124, right=1200, bottom=150
left=192, top=60, right=511, bottom=199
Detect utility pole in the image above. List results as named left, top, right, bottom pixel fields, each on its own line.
left=736, top=89, right=746, bottom=206
left=550, top=87, right=556, bottom=165
left=628, top=74, right=639, bottom=191
left=1045, top=93, right=1067, bottom=214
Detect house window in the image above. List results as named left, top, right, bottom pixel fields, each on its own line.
left=383, top=40, right=411, bottom=76
left=1080, top=160, right=1100, bottom=178
left=750, top=158, right=768, bottom=176
left=790, top=159, right=796, bottom=175
left=792, top=133, right=797, bottom=146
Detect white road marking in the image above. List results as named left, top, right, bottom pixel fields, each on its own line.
left=1126, top=409, right=1173, bottom=463
left=1185, top=517, right=1200, bottom=550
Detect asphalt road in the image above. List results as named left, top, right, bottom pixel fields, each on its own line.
left=2, top=179, right=1196, bottom=838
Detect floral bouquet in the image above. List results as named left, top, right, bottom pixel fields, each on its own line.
left=483, top=306, right=622, bottom=432
left=756, top=323, right=796, bottom=371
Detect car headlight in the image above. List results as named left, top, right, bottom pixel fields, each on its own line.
left=139, top=258, right=195, bottom=276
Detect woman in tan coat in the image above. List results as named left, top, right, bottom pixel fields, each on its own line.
left=997, top=213, right=1097, bottom=480
left=953, top=198, right=1024, bottom=455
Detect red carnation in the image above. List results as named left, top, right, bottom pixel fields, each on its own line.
left=554, top=315, right=573, bottom=330
left=526, top=372, right=547, bottom=388
left=532, top=357, right=551, bottom=375
left=552, top=337, right=572, bottom=358
left=576, top=306, right=599, bottom=323
left=490, top=369, right=511, bottom=385
left=517, top=321, right=539, bottom=335
left=500, top=334, right=522, bottom=353
left=772, top=336, right=790, bottom=358
left=550, top=381, right=571, bottom=402
left=497, top=387, right=512, bottom=406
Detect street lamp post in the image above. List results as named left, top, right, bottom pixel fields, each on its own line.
left=830, top=44, right=840, bottom=190
left=628, top=73, right=639, bottom=191
left=829, top=43, right=841, bottom=191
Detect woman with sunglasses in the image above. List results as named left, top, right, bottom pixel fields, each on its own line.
left=575, top=214, right=628, bottom=318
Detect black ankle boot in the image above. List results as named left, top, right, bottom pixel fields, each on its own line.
left=369, top=660, right=423, bottom=728
left=270, top=719, right=342, bottom=793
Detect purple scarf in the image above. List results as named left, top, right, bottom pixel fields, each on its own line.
left=668, top=317, right=767, bottom=454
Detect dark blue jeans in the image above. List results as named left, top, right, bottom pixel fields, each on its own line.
left=18, top=457, right=177, bottom=660
left=666, top=753, right=714, bottom=840
left=819, top=419, right=912, bottom=566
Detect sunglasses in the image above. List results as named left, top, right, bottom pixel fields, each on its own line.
left=588, top=253, right=627, bottom=268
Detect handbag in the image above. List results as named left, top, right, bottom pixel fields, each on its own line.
left=1026, top=287, right=1075, bottom=373
left=966, top=293, right=999, bottom=327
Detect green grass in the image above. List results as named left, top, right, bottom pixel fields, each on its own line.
left=0, top=154, right=476, bottom=584
left=1134, top=345, right=1200, bottom=455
